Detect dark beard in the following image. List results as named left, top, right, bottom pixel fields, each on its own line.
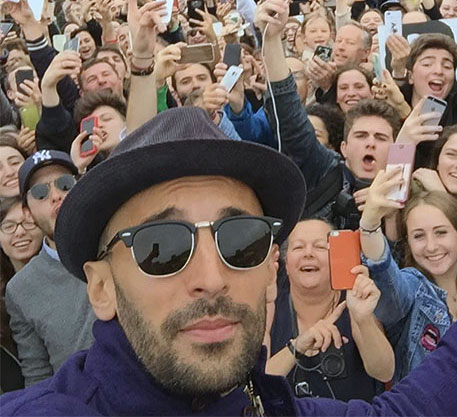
left=113, top=278, right=266, bottom=397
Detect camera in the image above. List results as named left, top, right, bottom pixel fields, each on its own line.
left=318, top=344, right=346, bottom=380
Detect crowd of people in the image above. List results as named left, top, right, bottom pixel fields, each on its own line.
left=1, top=0, right=457, bottom=414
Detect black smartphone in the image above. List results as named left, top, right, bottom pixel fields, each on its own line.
left=223, top=44, right=241, bottom=68
left=289, top=0, right=308, bottom=16
left=314, top=45, right=332, bottom=62
left=188, top=0, right=205, bottom=22
left=15, top=69, right=34, bottom=94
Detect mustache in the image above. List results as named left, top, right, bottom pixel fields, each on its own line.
left=161, top=296, right=250, bottom=341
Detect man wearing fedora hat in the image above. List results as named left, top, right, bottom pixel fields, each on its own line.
left=4, top=150, right=95, bottom=387
left=2, top=101, right=457, bottom=415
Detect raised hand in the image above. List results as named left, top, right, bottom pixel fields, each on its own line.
left=254, top=0, right=289, bottom=40
left=153, top=42, right=186, bottom=87
left=128, top=0, right=167, bottom=67
left=308, top=55, right=337, bottom=92
left=294, top=300, right=347, bottom=356
left=17, top=127, right=36, bottom=155
left=70, top=130, right=103, bottom=175
left=396, top=98, right=443, bottom=145
left=14, top=77, right=42, bottom=109
left=412, top=168, right=447, bottom=192
left=361, top=168, right=406, bottom=229
left=386, top=34, right=410, bottom=78
left=42, top=51, right=82, bottom=89
left=347, top=266, right=380, bottom=322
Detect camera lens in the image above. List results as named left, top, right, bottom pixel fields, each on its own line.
left=321, top=353, right=345, bottom=378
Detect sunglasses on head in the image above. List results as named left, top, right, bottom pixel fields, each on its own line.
left=98, top=216, right=283, bottom=277
left=28, top=174, right=77, bottom=201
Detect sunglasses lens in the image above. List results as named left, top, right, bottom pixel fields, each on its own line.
left=30, top=184, right=50, bottom=200
left=56, top=175, right=76, bottom=192
left=133, top=223, right=193, bottom=276
left=217, top=218, right=271, bottom=268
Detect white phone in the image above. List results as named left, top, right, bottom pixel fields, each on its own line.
left=161, top=0, right=174, bottom=24
left=385, top=10, right=402, bottom=36
left=220, top=66, right=243, bottom=93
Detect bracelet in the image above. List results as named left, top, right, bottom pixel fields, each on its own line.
left=287, top=339, right=306, bottom=360
left=130, top=61, right=154, bottom=76
left=359, top=223, right=382, bottom=235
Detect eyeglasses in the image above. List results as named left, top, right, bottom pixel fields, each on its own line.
left=98, top=216, right=283, bottom=277
left=0, top=219, right=37, bottom=234
left=28, top=174, right=76, bottom=201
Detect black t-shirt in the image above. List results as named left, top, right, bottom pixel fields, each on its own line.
left=270, top=276, right=380, bottom=402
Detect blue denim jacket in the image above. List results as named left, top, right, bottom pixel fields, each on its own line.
left=364, top=240, right=452, bottom=383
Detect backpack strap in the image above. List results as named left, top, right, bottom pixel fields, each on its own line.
left=302, top=163, right=343, bottom=218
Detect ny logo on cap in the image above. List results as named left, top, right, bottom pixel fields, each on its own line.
left=33, top=150, right=52, bottom=165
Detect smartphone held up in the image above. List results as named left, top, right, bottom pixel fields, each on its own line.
left=79, top=116, right=98, bottom=157
left=328, top=230, right=361, bottom=291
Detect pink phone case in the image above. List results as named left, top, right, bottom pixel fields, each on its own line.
left=386, top=143, right=416, bottom=203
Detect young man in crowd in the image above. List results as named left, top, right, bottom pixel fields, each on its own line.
left=260, top=3, right=400, bottom=229
left=5, top=150, right=95, bottom=386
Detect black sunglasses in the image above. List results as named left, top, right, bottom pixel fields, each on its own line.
left=28, top=174, right=76, bottom=201
left=98, top=216, right=283, bottom=277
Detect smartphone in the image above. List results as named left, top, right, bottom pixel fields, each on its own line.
left=187, top=0, right=205, bottom=22
left=15, top=68, right=34, bottom=93
left=161, top=0, right=174, bottom=24
left=372, top=52, right=382, bottom=81
left=314, top=45, right=332, bottom=62
left=386, top=143, right=416, bottom=203
left=289, top=0, right=308, bottom=16
left=0, top=22, right=14, bottom=39
left=20, top=104, right=40, bottom=131
left=53, top=34, right=67, bottom=52
left=385, top=10, right=402, bottom=37
left=223, top=43, right=241, bottom=68
left=80, top=115, right=98, bottom=135
left=80, top=116, right=98, bottom=157
left=64, top=36, right=80, bottom=52
left=178, top=43, right=214, bottom=64
left=421, top=95, right=447, bottom=126
left=328, top=230, right=361, bottom=291
left=220, top=66, right=243, bottom=93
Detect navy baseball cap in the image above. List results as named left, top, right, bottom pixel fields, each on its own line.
left=19, top=150, right=78, bottom=204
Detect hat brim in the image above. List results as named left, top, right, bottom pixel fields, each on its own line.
left=56, top=140, right=306, bottom=281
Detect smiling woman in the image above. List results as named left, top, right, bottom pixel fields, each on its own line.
left=0, top=134, right=27, bottom=199
left=361, top=175, right=457, bottom=383
left=1, top=196, right=43, bottom=393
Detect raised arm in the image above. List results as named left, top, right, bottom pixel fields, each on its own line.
left=255, top=0, right=339, bottom=190
left=347, top=267, right=394, bottom=383
left=125, top=0, right=166, bottom=133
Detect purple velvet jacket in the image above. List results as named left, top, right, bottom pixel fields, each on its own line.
left=2, top=319, right=457, bottom=416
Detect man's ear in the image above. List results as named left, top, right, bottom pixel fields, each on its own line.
left=84, top=260, right=117, bottom=321
left=340, top=139, right=348, bottom=159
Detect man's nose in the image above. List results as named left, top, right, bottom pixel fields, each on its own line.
left=183, top=228, right=230, bottom=300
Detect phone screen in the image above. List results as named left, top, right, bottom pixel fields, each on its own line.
left=81, top=118, right=95, bottom=134
left=314, top=46, right=332, bottom=62
left=188, top=0, right=205, bottom=22
left=0, top=22, right=14, bottom=38
left=15, top=69, right=34, bottom=93
left=178, top=44, right=214, bottom=64
left=81, top=138, right=94, bottom=154
left=223, top=44, right=241, bottom=68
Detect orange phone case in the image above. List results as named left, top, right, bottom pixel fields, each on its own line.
left=328, top=230, right=361, bottom=290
